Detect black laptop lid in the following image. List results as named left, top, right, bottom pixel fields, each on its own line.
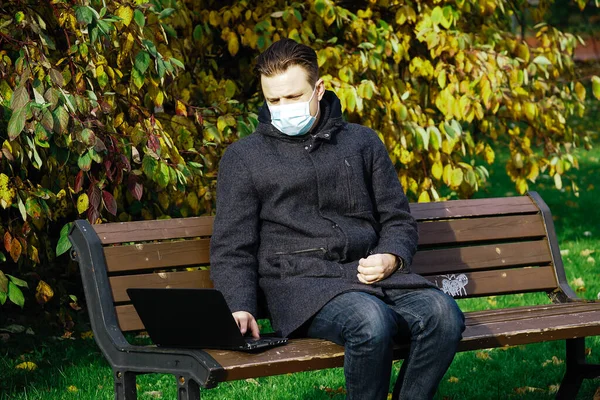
left=126, top=288, right=247, bottom=349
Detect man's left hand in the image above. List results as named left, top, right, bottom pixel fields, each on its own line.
left=357, top=253, right=398, bottom=284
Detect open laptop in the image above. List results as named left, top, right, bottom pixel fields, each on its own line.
left=126, top=288, right=288, bottom=351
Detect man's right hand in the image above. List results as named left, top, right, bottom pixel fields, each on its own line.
left=232, top=311, right=260, bottom=339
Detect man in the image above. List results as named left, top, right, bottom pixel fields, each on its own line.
left=210, top=38, right=465, bottom=400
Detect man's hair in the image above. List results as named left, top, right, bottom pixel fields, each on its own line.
left=254, top=39, right=319, bottom=87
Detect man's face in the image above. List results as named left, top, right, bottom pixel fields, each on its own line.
left=261, top=65, right=324, bottom=118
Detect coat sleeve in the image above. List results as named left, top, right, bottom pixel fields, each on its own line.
left=367, top=131, right=419, bottom=267
left=209, top=146, right=261, bottom=316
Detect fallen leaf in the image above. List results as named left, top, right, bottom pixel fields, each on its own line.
left=487, top=296, right=497, bottom=307
left=15, top=361, right=37, bottom=371
left=80, top=331, right=94, bottom=340
left=67, top=385, right=78, bottom=393
left=560, top=249, right=570, bottom=256
left=448, top=376, right=459, bottom=383
left=143, top=391, right=162, bottom=398
left=35, top=280, right=54, bottom=304
left=587, top=257, right=596, bottom=265
left=514, top=386, right=544, bottom=394
left=584, top=231, right=592, bottom=237
left=580, top=249, right=596, bottom=257
left=548, top=384, right=560, bottom=394
left=0, top=324, right=25, bottom=333
left=245, top=378, right=260, bottom=386
left=571, top=277, right=585, bottom=287
left=586, top=348, right=592, bottom=357
left=475, top=351, right=492, bottom=360
left=543, top=356, right=564, bottom=367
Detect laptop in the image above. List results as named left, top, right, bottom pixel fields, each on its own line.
left=126, top=288, right=288, bottom=352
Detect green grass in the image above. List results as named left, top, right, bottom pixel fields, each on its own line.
left=2, top=108, right=599, bottom=399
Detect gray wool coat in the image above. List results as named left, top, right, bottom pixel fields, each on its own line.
left=210, top=91, right=436, bottom=337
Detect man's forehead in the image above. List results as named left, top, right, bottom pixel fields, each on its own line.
left=261, top=65, right=312, bottom=97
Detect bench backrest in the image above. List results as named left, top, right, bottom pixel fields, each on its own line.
left=70, top=191, right=574, bottom=334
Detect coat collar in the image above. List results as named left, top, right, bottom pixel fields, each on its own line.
left=256, top=90, right=345, bottom=142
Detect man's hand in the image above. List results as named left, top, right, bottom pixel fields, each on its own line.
left=357, top=253, right=398, bottom=285
left=232, top=311, right=260, bottom=339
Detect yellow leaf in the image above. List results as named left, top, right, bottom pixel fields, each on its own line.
left=592, top=76, right=600, bottom=100
left=475, top=351, right=492, bottom=360
left=35, top=280, right=54, bottom=304
left=228, top=32, right=239, bottom=56
left=77, top=193, right=89, bottom=214
left=574, top=81, right=586, bottom=102
left=516, top=178, right=528, bottom=195
left=580, top=249, right=595, bottom=257
left=447, top=376, right=459, bottom=383
left=554, top=173, right=562, bottom=190
left=484, top=145, right=495, bottom=164
left=67, top=385, right=78, bottom=393
left=431, top=161, right=443, bottom=180
left=80, top=331, right=94, bottom=339
left=418, top=191, right=431, bottom=203
left=116, top=6, right=134, bottom=27
left=450, top=168, right=463, bottom=187
left=443, top=164, right=452, bottom=185
left=0, top=172, right=15, bottom=209
left=16, top=361, right=37, bottom=371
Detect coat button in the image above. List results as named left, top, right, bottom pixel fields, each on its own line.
left=332, top=224, right=338, bottom=229
left=304, top=146, right=309, bottom=150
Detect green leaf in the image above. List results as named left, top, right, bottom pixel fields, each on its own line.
left=78, top=151, right=92, bottom=171
left=170, top=57, right=185, bottom=70
left=78, top=128, right=96, bottom=147
left=415, top=126, right=430, bottom=150
left=7, top=274, right=28, bottom=288
left=25, top=198, right=42, bottom=219
left=532, top=55, right=552, bottom=66
left=134, top=51, right=150, bottom=74
left=158, top=8, right=175, bottom=19
left=131, top=68, right=144, bottom=89
left=0, top=291, right=6, bottom=305
left=10, top=85, right=29, bottom=111
left=52, top=106, right=70, bottom=134
left=142, top=155, right=158, bottom=177
left=0, top=270, right=8, bottom=293
left=592, top=76, right=600, bottom=100
left=193, top=25, right=203, bottom=41
left=157, top=162, right=170, bottom=188
left=7, top=105, right=27, bottom=140
left=75, top=6, right=94, bottom=25
left=7, top=281, right=25, bottom=308
left=49, top=69, right=64, bottom=87
left=134, top=9, right=145, bottom=28
left=18, top=196, right=27, bottom=221
left=56, top=223, right=73, bottom=257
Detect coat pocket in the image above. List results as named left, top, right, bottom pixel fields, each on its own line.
left=343, top=155, right=372, bottom=214
left=275, top=248, right=344, bottom=278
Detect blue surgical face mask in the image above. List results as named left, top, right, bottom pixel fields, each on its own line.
left=268, top=86, right=319, bottom=136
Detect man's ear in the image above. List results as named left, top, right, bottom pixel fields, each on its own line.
left=316, top=78, right=325, bottom=101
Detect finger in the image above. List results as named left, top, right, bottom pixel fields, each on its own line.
left=237, top=316, right=248, bottom=335
left=359, top=255, right=383, bottom=267
left=357, top=273, right=377, bottom=284
left=357, top=265, right=383, bottom=276
left=248, top=317, right=261, bottom=339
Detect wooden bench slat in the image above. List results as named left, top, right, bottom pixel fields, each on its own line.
left=200, top=303, right=600, bottom=382
left=411, top=240, right=552, bottom=275
left=104, top=239, right=210, bottom=273
left=94, top=216, right=214, bottom=244
left=418, top=215, right=546, bottom=246
left=110, top=270, right=213, bottom=303
left=465, top=302, right=600, bottom=325
left=410, top=196, right=538, bottom=221
left=427, top=266, right=557, bottom=297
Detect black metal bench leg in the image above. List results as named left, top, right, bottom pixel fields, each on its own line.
left=114, top=370, right=137, bottom=400
left=556, top=338, right=600, bottom=399
left=177, top=375, right=201, bottom=400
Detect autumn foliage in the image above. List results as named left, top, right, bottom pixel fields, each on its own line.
left=0, top=0, right=598, bottom=311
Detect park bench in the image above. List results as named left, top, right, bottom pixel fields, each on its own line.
left=68, top=191, right=600, bottom=400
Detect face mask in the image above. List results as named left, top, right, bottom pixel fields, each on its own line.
left=268, top=87, right=318, bottom=136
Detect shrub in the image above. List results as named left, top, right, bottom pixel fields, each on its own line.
left=0, top=0, right=598, bottom=315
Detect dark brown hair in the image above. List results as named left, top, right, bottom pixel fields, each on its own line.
left=254, top=39, right=319, bottom=87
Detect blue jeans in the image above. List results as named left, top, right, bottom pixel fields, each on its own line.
left=306, top=288, right=465, bottom=400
